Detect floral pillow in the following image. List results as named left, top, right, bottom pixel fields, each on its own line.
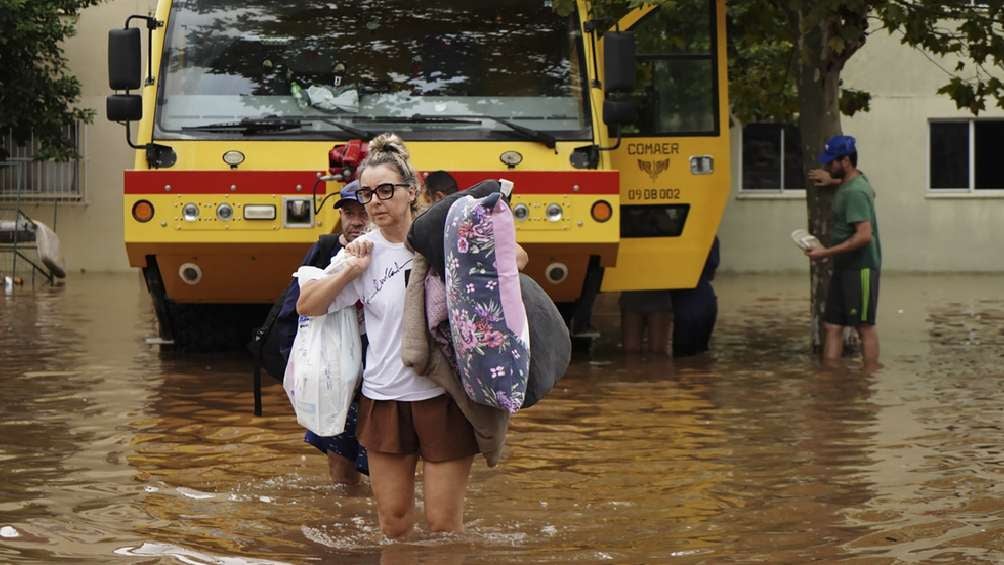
left=445, top=192, right=530, bottom=413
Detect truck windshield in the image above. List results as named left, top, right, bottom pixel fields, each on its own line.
left=155, top=0, right=590, bottom=141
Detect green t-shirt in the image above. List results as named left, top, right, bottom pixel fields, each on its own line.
left=831, top=174, right=881, bottom=270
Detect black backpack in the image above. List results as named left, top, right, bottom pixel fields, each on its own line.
left=249, top=234, right=342, bottom=414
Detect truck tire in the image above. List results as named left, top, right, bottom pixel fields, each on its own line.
left=141, top=256, right=269, bottom=352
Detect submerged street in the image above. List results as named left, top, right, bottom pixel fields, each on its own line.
left=1, top=273, right=1003, bottom=563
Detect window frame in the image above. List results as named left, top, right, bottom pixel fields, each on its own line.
left=927, top=118, right=1004, bottom=197
left=621, top=0, right=721, bottom=138
left=737, top=122, right=806, bottom=197
left=0, top=121, right=86, bottom=202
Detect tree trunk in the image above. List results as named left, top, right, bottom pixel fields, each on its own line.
left=797, top=7, right=844, bottom=352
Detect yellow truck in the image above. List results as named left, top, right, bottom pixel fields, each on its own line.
left=106, top=0, right=729, bottom=349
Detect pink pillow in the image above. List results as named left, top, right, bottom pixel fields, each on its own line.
left=444, top=192, right=530, bottom=413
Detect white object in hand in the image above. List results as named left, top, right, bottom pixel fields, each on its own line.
left=791, top=229, right=822, bottom=251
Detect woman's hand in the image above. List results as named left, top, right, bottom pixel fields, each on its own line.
left=344, top=238, right=374, bottom=273
left=515, top=243, right=529, bottom=271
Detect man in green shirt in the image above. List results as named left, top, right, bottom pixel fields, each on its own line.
left=806, top=135, right=882, bottom=363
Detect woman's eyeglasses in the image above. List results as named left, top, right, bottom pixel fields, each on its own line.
left=357, top=183, right=410, bottom=204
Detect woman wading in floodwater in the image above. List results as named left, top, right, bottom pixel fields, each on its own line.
left=297, top=134, right=480, bottom=537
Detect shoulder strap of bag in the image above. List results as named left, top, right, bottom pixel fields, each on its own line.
left=248, top=296, right=284, bottom=357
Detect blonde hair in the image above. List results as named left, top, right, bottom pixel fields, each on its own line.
left=360, top=133, right=426, bottom=215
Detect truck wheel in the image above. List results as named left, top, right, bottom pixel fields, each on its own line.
left=166, top=302, right=270, bottom=352
left=556, top=255, right=604, bottom=354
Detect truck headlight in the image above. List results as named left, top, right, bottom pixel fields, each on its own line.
left=513, top=203, right=530, bottom=221
left=182, top=203, right=199, bottom=222
left=545, top=203, right=563, bottom=222
left=216, top=203, right=234, bottom=221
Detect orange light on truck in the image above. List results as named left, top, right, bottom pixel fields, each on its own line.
left=132, top=200, right=154, bottom=223
left=591, top=200, right=613, bottom=223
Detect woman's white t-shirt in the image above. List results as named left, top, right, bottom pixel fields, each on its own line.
left=316, top=230, right=444, bottom=401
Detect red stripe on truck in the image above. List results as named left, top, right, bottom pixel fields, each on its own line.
left=125, top=170, right=325, bottom=195
left=124, top=170, right=619, bottom=195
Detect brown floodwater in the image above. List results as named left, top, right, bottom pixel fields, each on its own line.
left=1, top=272, right=1003, bottom=564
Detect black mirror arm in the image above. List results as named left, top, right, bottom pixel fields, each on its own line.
left=124, top=15, right=164, bottom=86
left=123, top=121, right=143, bottom=150
left=597, top=129, right=622, bottom=152
left=121, top=122, right=176, bottom=169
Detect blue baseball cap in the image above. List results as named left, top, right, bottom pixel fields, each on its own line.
left=818, top=135, right=857, bottom=165
left=333, top=180, right=361, bottom=209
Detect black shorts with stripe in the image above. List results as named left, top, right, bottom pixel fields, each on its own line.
left=824, top=268, right=880, bottom=326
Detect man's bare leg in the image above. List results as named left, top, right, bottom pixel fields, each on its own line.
left=621, top=311, right=644, bottom=353
left=647, top=312, right=672, bottom=355
left=823, top=322, right=845, bottom=361
left=856, top=324, right=879, bottom=363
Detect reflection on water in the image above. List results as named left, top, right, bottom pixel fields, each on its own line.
left=1, top=273, right=1003, bottom=563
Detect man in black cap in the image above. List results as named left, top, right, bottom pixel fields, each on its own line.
left=807, top=135, right=882, bottom=363
left=278, top=180, right=370, bottom=484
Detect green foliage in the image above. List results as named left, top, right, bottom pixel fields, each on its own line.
left=726, top=1, right=799, bottom=124
left=0, top=0, right=103, bottom=161
left=878, top=0, right=1004, bottom=114
left=839, top=88, right=871, bottom=116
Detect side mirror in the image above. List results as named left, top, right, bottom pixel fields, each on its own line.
left=603, top=31, right=636, bottom=93
left=107, top=27, right=143, bottom=123
left=107, top=94, right=143, bottom=122
left=603, top=31, right=637, bottom=129
left=108, top=28, right=142, bottom=91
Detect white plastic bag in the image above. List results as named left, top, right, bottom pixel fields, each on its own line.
left=283, top=252, right=362, bottom=436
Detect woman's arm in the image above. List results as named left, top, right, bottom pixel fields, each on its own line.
left=297, top=239, right=373, bottom=316
left=297, top=264, right=363, bottom=316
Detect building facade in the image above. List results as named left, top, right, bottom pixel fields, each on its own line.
left=723, top=30, right=1004, bottom=273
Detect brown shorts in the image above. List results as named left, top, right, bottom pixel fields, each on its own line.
left=357, top=394, right=479, bottom=463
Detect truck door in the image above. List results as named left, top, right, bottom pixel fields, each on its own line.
left=600, top=0, right=729, bottom=292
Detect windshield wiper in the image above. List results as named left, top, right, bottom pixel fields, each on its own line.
left=359, top=115, right=483, bottom=125
left=182, top=116, right=302, bottom=135
left=314, top=118, right=372, bottom=140
left=183, top=116, right=373, bottom=140
left=359, top=114, right=557, bottom=149
left=417, top=114, right=557, bottom=149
